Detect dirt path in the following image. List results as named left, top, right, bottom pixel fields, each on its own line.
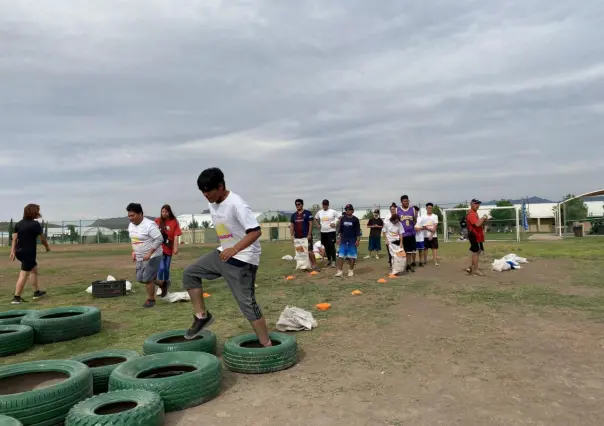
left=167, top=294, right=604, bottom=426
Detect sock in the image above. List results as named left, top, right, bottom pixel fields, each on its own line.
left=195, top=312, right=207, bottom=319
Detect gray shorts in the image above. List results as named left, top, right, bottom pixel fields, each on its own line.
left=182, top=250, right=262, bottom=321
left=136, top=256, right=161, bottom=283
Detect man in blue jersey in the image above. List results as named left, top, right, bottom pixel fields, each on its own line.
left=335, top=204, right=361, bottom=277
left=397, top=195, right=416, bottom=273
left=290, top=199, right=317, bottom=270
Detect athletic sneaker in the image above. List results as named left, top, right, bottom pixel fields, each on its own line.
left=334, top=270, right=343, bottom=277
left=375, top=255, right=379, bottom=259
left=411, top=262, right=417, bottom=268
left=33, top=290, right=47, bottom=300
left=330, top=262, right=337, bottom=268
left=143, top=299, right=156, bottom=308
left=419, top=262, right=425, bottom=267
left=407, top=265, right=416, bottom=273
left=347, top=270, right=354, bottom=277
left=363, top=255, right=371, bottom=259
left=159, top=280, right=171, bottom=298
left=185, top=312, right=215, bottom=340
left=11, top=296, right=25, bottom=305
left=472, top=270, right=485, bottom=277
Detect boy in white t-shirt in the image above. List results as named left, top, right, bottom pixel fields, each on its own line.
left=181, top=168, right=271, bottom=346
left=418, top=202, right=440, bottom=266
left=313, top=240, right=326, bottom=259
left=127, top=203, right=165, bottom=308
left=413, top=206, right=426, bottom=267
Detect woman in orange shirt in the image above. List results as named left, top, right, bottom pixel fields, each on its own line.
left=154, top=204, right=182, bottom=294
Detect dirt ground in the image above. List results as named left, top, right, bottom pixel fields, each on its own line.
left=2, top=244, right=604, bottom=425
left=165, top=260, right=604, bottom=426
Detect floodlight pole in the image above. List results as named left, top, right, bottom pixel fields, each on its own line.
left=515, top=207, right=520, bottom=242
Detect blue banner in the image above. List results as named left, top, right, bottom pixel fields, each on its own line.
left=521, top=200, right=529, bottom=231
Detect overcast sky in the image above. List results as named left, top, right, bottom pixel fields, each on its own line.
left=1, top=1, right=603, bottom=220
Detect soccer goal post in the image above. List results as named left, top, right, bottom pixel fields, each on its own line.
left=443, top=206, right=520, bottom=243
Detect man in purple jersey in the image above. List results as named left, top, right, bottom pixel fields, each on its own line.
left=397, top=195, right=416, bottom=273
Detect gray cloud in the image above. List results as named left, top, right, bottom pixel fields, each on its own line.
left=1, top=0, right=604, bottom=220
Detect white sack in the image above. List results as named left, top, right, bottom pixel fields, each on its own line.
left=276, top=305, right=318, bottom=332
left=293, top=238, right=312, bottom=270
left=281, top=255, right=294, bottom=261
left=388, top=243, right=407, bottom=275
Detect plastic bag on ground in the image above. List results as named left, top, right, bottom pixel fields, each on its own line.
left=281, top=255, right=294, bottom=261
left=293, top=238, right=312, bottom=270
left=155, top=288, right=191, bottom=302
left=276, top=306, right=318, bottom=331
left=388, top=243, right=407, bottom=275
left=502, top=253, right=528, bottom=264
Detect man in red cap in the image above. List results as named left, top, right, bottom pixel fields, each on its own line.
left=466, top=199, right=488, bottom=276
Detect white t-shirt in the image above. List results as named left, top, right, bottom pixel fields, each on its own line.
left=315, top=209, right=340, bottom=233
left=209, top=191, right=261, bottom=265
left=128, top=217, right=163, bottom=261
left=382, top=220, right=404, bottom=243
left=419, top=213, right=439, bottom=238
left=415, top=215, right=425, bottom=242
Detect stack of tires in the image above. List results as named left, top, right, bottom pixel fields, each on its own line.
left=0, top=303, right=299, bottom=425
left=0, top=307, right=102, bottom=360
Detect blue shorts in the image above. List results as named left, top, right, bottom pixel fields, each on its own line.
left=416, top=240, right=425, bottom=250
left=338, top=241, right=358, bottom=259
left=368, top=236, right=381, bottom=252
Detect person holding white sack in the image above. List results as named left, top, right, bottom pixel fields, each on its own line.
left=383, top=204, right=406, bottom=275
left=290, top=199, right=317, bottom=270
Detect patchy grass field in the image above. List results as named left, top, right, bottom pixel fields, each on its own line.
left=1, top=238, right=604, bottom=425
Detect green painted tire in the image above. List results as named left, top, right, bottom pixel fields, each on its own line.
left=0, top=414, right=22, bottom=425
left=0, top=311, right=36, bottom=326
left=21, top=306, right=101, bottom=344
left=0, top=325, right=34, bottom=358
left=0, top=359, right=93, bottom=425
left=108, top=351, right=221, bottom=413
left=222, top=332, right=298, bottom=374
left=142, top=329, right=216, bottom=355
left=71, top=350, right=140, bottom=394
left=65, top=390, right=164, bottom=426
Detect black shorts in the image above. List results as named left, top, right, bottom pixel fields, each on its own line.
left=424, top=237, right=439, bottom=250
left=469, top=234, right=484, bottom=253
left=16, top=251, right=37, bottom=272
left=402, top=236, right=416, bottom=253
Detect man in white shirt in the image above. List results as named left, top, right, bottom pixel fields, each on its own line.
left=127, top=203, right=165, bottom=308
left=413, top=206, right=426, bottom=267
left=418, top=202, right=440, bottom=266
left=181, top=168, right=271, bottom=346
left=314, top=199, right=340, bottom=267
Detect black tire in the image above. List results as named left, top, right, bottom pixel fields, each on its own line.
left=0, top=325, right=34, bottom=358
left=0, top=359, right=93, bottom=425
left=65, top=389, right=164, bottom=426
left=108, top=351, right=221, bottom=413
left=0, top=311, right=36, bottom=326
left=222, top=332, right=298, bottom=374
left=21, top=306, right=101, bottom=344
left=0, top=414, right=23, bottom=425
left=71, top=350, right=140, bottom=394
left=142, top=329, right=217, bottom=356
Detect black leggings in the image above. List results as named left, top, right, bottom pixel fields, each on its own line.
left=387, top=240, right=400, bottom=266
left=321, top=232, right=337, bottom=262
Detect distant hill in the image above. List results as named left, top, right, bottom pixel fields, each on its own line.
left=0, top=220, right=60, bottom=232
left=484, top=196, right=553, bottom=205
left=90, top=217, right=155, bottom=229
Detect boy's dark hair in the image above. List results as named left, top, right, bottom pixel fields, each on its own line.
left=295, top=199, right=304, bottom=205
left=126, top=203, right=143, bottom=215
left=426, top=202, right=434, bottom=207
left=390, top=202, right=397, bottom=208
left=401, top=195, right=409, bottom=201
left=413, top=205, right=419, bottom=212
left=197, top=167, right=225, bottom=192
